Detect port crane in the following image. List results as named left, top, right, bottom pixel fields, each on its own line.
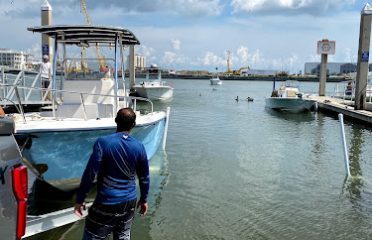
left=226, top=51, right=233, bottom=75
left=79, top=0, right=106, bottom=70
left=226, top=50, right=250, bottom=75
left=234, top=66, right=250, bottom=75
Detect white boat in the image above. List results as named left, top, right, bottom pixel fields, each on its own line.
left=210, top=76, right=222, bottom=85
left=133, top=65, right=173, bottom=101
left=265, top=80, right=314, bottom=112
left=5, top=25, right=170, bottom=191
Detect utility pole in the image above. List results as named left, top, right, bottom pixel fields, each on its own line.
left=355, top=3, right=372, bottom=110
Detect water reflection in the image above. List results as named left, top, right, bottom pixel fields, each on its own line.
left=147, top=150, right=169, bottom=215
left=344, top=125, right=365, bottom=210
left=311, top=112, right=326, bottom=157
left=265, top=108, right=315, bottom=123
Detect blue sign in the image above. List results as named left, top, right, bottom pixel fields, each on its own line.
left=42, top=44, right=49, bottom=56
left=361, top=51, right=369, bottom=62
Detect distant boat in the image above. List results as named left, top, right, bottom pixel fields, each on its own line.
left=210, top=76, right=222, bottom=85
left=133, top=65, right=174, bottom=101
left=265, top=80, right=314, bottom=112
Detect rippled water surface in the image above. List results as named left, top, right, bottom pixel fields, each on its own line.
left=27, top=80, right=372, bottom=240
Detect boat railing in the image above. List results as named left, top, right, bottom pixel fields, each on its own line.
left=0, top=69, right=44, bottom=104
left=332, top=81, right=372, bottom=102
left=1, top=84, right=154, bottom=123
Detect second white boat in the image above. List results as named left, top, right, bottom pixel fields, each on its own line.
left=133, top=65, right=173, bottom=101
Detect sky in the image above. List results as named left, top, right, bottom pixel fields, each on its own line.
left=0, top=0, right=367, bottom=73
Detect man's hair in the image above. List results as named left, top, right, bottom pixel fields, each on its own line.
left=115, top=108, right=136, bottom=131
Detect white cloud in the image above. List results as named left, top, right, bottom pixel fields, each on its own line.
left=170, top=0, right=222, bottom=16
left=137, top=45, right=155, bottom=58
left=236, top=46, right=249, bottom=64
left=161, top=51, right=178, bottom=65
left=250, top=49, right=263, bottom=67
left=171, top=39, right=181, bottom=50
left=341, top=48, right=356, bottom=63
left=160, top=51, right=189, bottom=67
left=200, top=52, right=225, bottom=67
left=231, top=0, right=356, bottom=15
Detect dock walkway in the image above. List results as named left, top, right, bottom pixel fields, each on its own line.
left=306, top=95, right=372, bottom=125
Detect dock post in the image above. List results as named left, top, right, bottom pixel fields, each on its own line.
left=317, top=39, right=335, bottom=96
left=129, top=46, right=135, bottom=91
left=355, top=3, right=372, bottom=110
left=319, top=54, right=327, bottom=96
left=41, top=0, right=52, bottom=60
left=338, top=114, right=351, bottom=178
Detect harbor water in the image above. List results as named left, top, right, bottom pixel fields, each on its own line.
left=27, top=80, right=372, bottom=240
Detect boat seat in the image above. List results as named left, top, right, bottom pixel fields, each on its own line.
left=287, top=90, right=297, bottom=97
left=62, top=78, right=115, bottom=105
left=56, top=103, right=114, bottom=119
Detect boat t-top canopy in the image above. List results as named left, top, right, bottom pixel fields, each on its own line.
left=27, top=25, right=140, bottom=46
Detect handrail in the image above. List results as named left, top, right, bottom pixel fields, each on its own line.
left=0, top=83, right=154, bottom=118
left=24, top=72, right=42, bottom=101
left=1, top=68, right=5, bottom=98
left=13, top=86, right=26, bottom=124
left=332, top=81, right=372, bottom=102
left=1, top=70, right=41, bottom=102
left=5, top=71, right=23, bottom=100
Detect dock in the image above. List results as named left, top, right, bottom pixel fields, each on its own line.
left=306, top=95, right=372, bottom=125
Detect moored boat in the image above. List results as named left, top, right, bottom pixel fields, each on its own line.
left=265, top=80, right=314, bottom=112
left=133, top=65, right=173, bottom=101
left=8, top=25, right=170, bottom=191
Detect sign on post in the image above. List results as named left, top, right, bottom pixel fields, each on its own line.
left=317, top=40, right=336, bottom=55
left=42, top=44, right=49, bottom=56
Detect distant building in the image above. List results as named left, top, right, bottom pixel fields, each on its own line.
left=134, top=55, right=145, bottom=70
left=0, top=49, right=33, bottom=70
left=241, top=69, right=278, bottom=76
left=340, top=63, right=357, bottom=74
left=304, top=62, right=372, bottom=75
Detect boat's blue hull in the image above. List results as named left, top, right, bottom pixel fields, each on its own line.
left=18, top=119, right=165, bottom=190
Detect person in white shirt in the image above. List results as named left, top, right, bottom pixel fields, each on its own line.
left=39, top=55, right=52, bottom=100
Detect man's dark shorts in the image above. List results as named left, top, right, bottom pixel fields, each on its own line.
left=41, top=78, right=50, bottom=89
left=83, top=199, right=137, bottom=240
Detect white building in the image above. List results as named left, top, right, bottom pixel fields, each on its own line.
left=0, top=49, right=33, bottom=70
left=134, top=55, right=146, bottom=70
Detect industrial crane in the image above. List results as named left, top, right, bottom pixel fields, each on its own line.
left=79, top=0, right=106, bottom=70
left=234, top=66, right=250, bottom=75
left=226, top=51, right=233, bottom=75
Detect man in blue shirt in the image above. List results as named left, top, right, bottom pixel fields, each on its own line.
left=74, top=108, right=149, bottom=240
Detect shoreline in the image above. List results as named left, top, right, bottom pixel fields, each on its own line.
left=134, top=73, right=349, bottom=82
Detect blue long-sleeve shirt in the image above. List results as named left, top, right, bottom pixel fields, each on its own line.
left=76, top=132, right=149, bottom=205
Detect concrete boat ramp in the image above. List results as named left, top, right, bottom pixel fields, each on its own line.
left=305, top=95, right=372, bottom=125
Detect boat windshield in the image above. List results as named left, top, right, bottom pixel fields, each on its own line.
left=284, top=80, right=299, bottom=88
left=146, top=67, right=162, bottom=81
left=64, top=58, right=115, bottom=80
